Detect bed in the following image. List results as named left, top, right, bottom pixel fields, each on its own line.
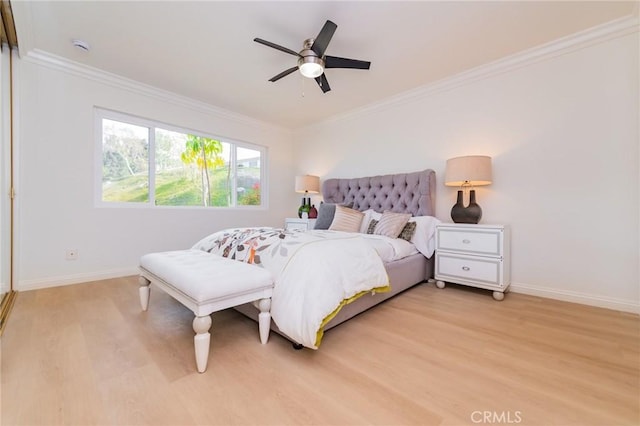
left=196, top=169, right=438, bottom=348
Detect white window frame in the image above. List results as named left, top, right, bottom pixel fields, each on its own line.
left=94, top=107, right=268, bottom=209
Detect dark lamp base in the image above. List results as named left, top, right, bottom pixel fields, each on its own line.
left=451, top=190, right=482, bottom=224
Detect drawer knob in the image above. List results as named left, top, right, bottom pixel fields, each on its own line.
left=462, top=239, right=471, bottom=244
left=462, top=266, right=470, bottom=271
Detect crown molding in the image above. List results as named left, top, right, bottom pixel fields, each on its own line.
left=304, top=15, right=639, bottom=130
left=18, top=15, right=638, bottom=133
left=21, top=49, right=291, bottom=135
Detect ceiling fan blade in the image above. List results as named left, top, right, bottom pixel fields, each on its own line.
left=311, top=20, right=337, bottom=57
left=324, top=56, right=371, bottom=70
left=315, top=73, right=331, bottom=93
left=269, top=66, right=299, bottom=82
left=254, top=38, right=301, bottom=57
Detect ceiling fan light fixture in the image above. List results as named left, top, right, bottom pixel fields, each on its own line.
left=298, top=56, right=324, bottom=78
left=254, top=20, right=370, bottom=93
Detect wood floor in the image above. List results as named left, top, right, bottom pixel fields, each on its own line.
left=1, top=277, right=638, bottom=426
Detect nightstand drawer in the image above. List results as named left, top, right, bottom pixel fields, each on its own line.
left=285, top=218, right=316, bottom=231
left=286, top=222, right=309, bottom=231
left=436, top=227, right=503, bottom=256
left=435, top=253, right=504, bottom=288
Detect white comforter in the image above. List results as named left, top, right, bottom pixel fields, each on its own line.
left=192, top=228, right=390, bottom=349
left=359, top=233, right=419, bottom=262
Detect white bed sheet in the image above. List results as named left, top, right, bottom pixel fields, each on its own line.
left=358, top=233, right=419, bottom=262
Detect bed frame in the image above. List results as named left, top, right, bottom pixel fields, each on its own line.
left=235, top=169, right=436, bottom=344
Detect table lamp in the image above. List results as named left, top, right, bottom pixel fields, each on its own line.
left=444, top=156, right=492, bottom=224
left=295, top=175, right=320, bottom=218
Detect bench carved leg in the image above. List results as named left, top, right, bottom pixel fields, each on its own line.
left=193, top=315, right=212, bottom=373
left=258, top=298, right=271, bottom=344
left=139, top=276, right=151, bottom=311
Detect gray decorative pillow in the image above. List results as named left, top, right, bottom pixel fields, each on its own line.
left=398, top=221, right=417, bottom=242
left=367, top=219, right=378, bottom=234
left=313, top=202, right=353, bottom=230
left=314, top=203, right=337, bottom=229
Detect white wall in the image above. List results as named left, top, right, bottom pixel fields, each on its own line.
left=15, top=54, right=296, bottom=289
left=293, top=30, right=639, bottom=312
left=13, top=20, right=639, bottom=313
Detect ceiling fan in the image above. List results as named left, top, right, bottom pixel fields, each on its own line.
left=254, top=20, right=371, bottom=93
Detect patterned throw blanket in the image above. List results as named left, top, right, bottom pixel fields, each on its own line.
left=192, top=227, right=390, bottom=348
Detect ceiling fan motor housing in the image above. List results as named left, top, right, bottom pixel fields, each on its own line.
left=302, top=38, right=315, bottom=50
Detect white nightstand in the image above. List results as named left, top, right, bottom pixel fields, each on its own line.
left=284, top=218, right=317, bottom=231
left=434, top=223, right=511, bottom=300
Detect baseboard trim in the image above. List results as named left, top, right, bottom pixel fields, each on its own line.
left=510, top=282, right=639, bottom=314
left=16, top=271, right=640, bottom=314
left=17, top=267, right=139, bottom=292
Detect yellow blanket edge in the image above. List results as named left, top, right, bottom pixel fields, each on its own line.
left=314, top=282, right=392, bottom=348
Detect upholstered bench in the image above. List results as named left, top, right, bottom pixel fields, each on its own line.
left=138, top=249, right=274, bottom=373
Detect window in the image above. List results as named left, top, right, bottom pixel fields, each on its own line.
left=96, top=109, right=265, bottom=208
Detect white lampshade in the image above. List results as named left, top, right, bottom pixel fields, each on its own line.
left=444, top=156, right=492, bottom=187
left=295, top=175, right=320, bottom=193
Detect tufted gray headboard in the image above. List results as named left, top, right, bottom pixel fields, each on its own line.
left=321, top=169, right=436, bottom=217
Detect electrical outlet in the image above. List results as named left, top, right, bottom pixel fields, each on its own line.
left=66, top=249, right=78, bottom=260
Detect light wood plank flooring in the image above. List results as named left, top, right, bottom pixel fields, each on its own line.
left=1, top=277, right=638, bottom=425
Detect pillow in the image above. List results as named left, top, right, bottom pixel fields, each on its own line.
left=358, top=209, right=373, bottom=233
left=329, top=205, right=364, bottom=233
left=359, top=209, right=382, bottom=233
left=366, top=219, right=378, bottom=234
left=373, top=211, right=411, bottom=238
left=314, top=202, right=354, bottom=230
left=313, top=203, right=337, bottom=230
left=368, top=216, right=416, bottom=241
left=409, top=215, right=441, bottom=257
left=398, top=221, right=417, bottom=242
